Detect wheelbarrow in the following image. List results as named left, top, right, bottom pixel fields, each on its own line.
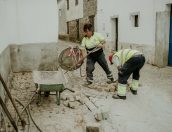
left=33, top=70, right=74, bottom=105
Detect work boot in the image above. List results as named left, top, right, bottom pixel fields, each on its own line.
left=86, top=78, right=93, bottom=85
left=82, top=81, right=93, bottom=87
left=112, top=94, right=126, bottom=100
left=131, top=79, right=139, bottom=95
left=87, top=80, right=93, bottom=85
left=130, top=88, right=137, bottom=95
left=107, top=78, right=115, bottom=84
left=44, top=91, right=50, bottom=97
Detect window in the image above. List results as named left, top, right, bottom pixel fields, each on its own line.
left=67, top=22, right=69, bottom=34
left=67, top=0, right=69, bottom=10
left=134, top=15, right=139, bottom=27
left=131, top=13, right=140, bottom=27
left=59, top=9, right=62, bottom=16
left=75, top=0, right=78, bottom=5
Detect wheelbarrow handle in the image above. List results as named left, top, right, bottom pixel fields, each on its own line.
left=63, top=88, right=75, bottom=93
left=0, top=74, right=26, bottom=127
left=0, top=96, right=18, bottom=132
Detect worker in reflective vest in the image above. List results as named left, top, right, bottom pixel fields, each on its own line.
left=108, top=49, right=145, bottom=100
left=80, top=23, right=114, bottom=84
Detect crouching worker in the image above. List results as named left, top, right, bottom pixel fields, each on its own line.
left=108, top=49, right=145, bottom=100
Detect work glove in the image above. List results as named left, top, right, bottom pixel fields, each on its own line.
left=108, top=54, right=113, bottom=65
left=117, top=66, right=123, bottom=74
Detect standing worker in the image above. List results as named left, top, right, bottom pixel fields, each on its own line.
left=80, top=23, right=114, bottom=84
left=108, top=49, right=145, bottom=100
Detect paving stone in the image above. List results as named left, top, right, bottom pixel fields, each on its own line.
left=61, top=93, right=69, bottom=100
left=63, top=101, right=69, bottom=107
left=94, top=108, right=109, bottom=121
left=68, top=96, right=75, bottom=102
left=68, top=101, right=80, bottom=109
left=86, top=123, right=103, bottom=132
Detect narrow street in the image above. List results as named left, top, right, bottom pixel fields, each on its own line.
left=7, top=41, right=172, bottom=132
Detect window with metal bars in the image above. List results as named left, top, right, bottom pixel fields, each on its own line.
left=67, top=0, right=69, bottom=10
left=75, top=0, right=78, bottom=5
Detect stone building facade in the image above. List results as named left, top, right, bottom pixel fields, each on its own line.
left=58, top=0, right=97, bottom=42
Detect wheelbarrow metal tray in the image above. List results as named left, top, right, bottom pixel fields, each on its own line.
left=32, top=70, right=68, bottom=85
left=39, top=84, right=64, bottom=91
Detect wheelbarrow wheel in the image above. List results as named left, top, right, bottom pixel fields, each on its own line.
left=44, top=91, right=50, bottom=97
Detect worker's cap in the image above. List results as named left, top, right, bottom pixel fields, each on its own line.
left=108, top=49, right=116, bottom=65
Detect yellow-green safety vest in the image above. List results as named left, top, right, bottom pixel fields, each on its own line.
left=80, top=32, right=105, bottom=49
left=114, top=49, right=142, bottom=65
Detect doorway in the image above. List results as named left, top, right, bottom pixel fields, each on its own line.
left=168, top=5, right=172, bottom=66
left=111, top=17, right=118, bottom=51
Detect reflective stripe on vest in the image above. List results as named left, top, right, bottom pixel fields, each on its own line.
left=114, top=49, right=140, bottom=65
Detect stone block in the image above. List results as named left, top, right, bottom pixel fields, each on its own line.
left=94, top=108, right=109, bottom=121
left=68, top=96, right=75, bottom=102
left=68, top=101, right=80, bottom=109
left=86, top=123, right=103, bottom=132
left=61, top=93, right=69, bottom=101
left=63, top=101, right=69, bottom=107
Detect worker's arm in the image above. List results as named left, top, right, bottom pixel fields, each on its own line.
left=96, top=33, right=106, bottom=49
left=113, top=56, right=122, bottom=70
left=79, top=37, right=87, bottom=57
left=97, top=40, right=106, bottom=49
left=81, top=49, right=87, bottom=57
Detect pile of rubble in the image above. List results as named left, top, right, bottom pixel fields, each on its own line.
left=61, top=91, right=83, bottom=109
left=86, top=83, right=117, bottom=92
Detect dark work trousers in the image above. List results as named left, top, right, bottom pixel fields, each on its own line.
left=118, top=55, right=145, bottom=84
left=86, top=52, right=113, bottom=81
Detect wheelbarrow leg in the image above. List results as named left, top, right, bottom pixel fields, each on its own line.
left=56, top=91, right=61, bottom=105
left=36, top=91, right=42, bottom=106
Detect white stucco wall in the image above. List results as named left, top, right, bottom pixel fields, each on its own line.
left=0, top=0, right=18, bottom=53
left=66, top=0, right=83, bottom=21
left=17, top=0, right=59, bottom=44
left=58, top=0, right=67, bottom=34
left=0, top=0, right=59, bottom=54
left=96, top=0, right=156, bottom=46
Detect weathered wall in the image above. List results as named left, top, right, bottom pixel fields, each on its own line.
left=155, top=11, right=170, bottom=67
left=10, top=43, right=60, bottom=72
left=83, top=0, right=97, bottom=17
left=66, top=0, right=83, bottom=21
left=0, top=46, right=11, bottom=122
left=79, top=17, right=90, bottom=41
left=0, top=47, right=11, bottom=100
left=68, top=17, right=90, bottom=42
left=61, top=0, right=97, bottom=42
left=68, top=20, right=78, bottom=42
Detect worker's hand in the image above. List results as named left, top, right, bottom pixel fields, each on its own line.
left=118, top=66, right=125, bottom=75
left=97, top=44, right=105, bottom=49
left=117, top=66, right=122, bottom=71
